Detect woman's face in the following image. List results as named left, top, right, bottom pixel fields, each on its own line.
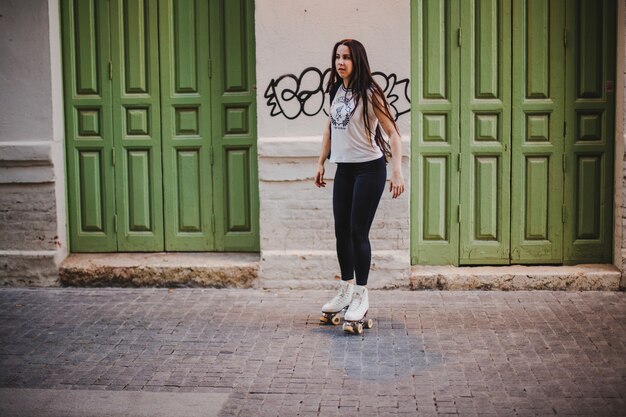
left=335, top=44, right=353, bottom=82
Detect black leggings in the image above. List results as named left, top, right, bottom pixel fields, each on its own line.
left=333, top=156, right=386, bottom=286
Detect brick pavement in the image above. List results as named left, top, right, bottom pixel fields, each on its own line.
left=0, top=288, right=624, bottom=417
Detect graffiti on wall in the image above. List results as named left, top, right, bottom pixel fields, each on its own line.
left=264, top=67, right=410, bottom=121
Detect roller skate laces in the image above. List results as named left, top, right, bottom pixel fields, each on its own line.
left=343, top=285, right=373, bottom=335
left=320, top=280, right=354, bottom=325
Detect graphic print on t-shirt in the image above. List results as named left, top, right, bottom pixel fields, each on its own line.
left=330, top=90, right=354, bottom=130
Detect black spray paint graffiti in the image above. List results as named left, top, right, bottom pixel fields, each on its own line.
left=264, top=67, right=410, bottom=121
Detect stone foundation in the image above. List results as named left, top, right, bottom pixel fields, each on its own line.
left=411, top=264, right=621, bottom=291
left=39, top=253, right=626, bottom=291
left=0, top=252, right=59, bottom=286
left=258, top=250, right=410, bottom=289
left=60, top=253, right=259, bottom=288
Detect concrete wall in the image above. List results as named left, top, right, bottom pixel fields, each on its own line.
left=0, top=0, right=64, bottom=285
left=0, top=0, right=52, bottom=141
left=618, top=0, right=626, bottom=289
left=255, top=0, right=412, bottom=288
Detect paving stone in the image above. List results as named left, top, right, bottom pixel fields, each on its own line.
left=0, top=288, right=625, bottom=416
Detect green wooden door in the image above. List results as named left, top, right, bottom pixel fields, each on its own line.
left=110, top=0, right=164, bottom=251
left=158, top=0, right=258, bottom=251
left=459, top=0, right=512, bottom=264
left=410, top=0, right=461, bottom=265
left=510, top=0, right=565, bottom=264
left=63, top=0, right=164, bottom=252
left=63, top=0, right=117, bottom=252
left=159, top=0, right=215, bottom=250
left=563, top=0, right=616, bottom=264
left=63, top=0, right=258, bottom=253
left=209, top=0, right=259, bottom=251
left=411, top=0, right=615, bottom=265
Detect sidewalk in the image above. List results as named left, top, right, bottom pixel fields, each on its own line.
left=0, top=288, right=624, bottom=417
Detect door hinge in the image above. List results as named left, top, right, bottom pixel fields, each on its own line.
left=112, top=147, right=115, bottom=166
left=563, top=121, right=567, bottom=136
left=563, top=29, right=568, bottom=47
left=457, top=28, right=462, bottom=47
left=208, top=60, right=213, bottom=78
left=211, top=213, right=216, bottom=231
left=209, top=147, right=214, bottom=165
left=562, top=205, right=566, bottom=223
left=108, top=61, right=113, bottom=80
left=457, top=205, right=461, bottom=223
left=113, top=214, right=118, bottom=232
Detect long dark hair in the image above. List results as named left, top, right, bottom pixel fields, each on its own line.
left=326, top=39, right=398, bottom=159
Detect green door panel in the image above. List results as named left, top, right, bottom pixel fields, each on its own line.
left=63, top=0, right=259, bottom=253
left=410, top=0, right=461, bottom=265
left=63, top=0, right=117, bottom=252
left=210, top=0, right=260, bottom=251
left=459, top=0, right=512, bottom=264
left=563, top=0, right=616, bottom=263
left=411, top=0, right=615, bottom=266
left=110, top=0, right=164, bottom=251
left=510, top=0, right=565, bottom=263
left=159, top=0, right=215, bottom=250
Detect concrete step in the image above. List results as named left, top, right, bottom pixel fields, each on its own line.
left=411, top=264, right=622, bottom=290
left=60, top=253, right=259, bottom=288
left=59, top=253, right=621, bottom=290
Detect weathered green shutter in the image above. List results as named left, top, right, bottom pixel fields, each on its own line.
left=410, top=0, right=616, bottom=266
left=410, top=0, right=461, bottom=265
left=63, top=0, right=259, bottom=253
left=210, top=0, right=259, bottom=251
left=509, top=0, right=565, bottom=263
left=459, top=0, right=512, bottom=264
left=110, top=0, right=164, bottom=251
left=63, top=0, right=117, bottom=252
left=159, top=0, right=215, bottom=250
left=563, top=0, right=616, bottom=263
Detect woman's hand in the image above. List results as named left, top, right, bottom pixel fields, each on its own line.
left=314, top=164, right=326, bottom=187
left=389, top=170, right=405, bottom=198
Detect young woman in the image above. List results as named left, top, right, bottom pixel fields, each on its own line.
left=315, top=39, right=405, bottom=334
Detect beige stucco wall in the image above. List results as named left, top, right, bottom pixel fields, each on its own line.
left=255, top=0, right=411, bottom=137
left=0, top=0, right=65, bottom=285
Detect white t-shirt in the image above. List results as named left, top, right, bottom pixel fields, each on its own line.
left=329, top=86, right=383, bottom=163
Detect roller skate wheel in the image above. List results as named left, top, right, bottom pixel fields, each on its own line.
left=356, top=323, right=363, bottom=334
left=320, top=315, right=329, bottom=324
left=331, top=315, right=341, bottom=325
left=365, top=319, right=373, bottom=329
left=342, top=323, right=353, bottom=333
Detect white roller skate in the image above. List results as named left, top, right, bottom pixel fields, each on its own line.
left=320, top=280, right=354, bottom=325
left=342, top=285, right=373, bottom=335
